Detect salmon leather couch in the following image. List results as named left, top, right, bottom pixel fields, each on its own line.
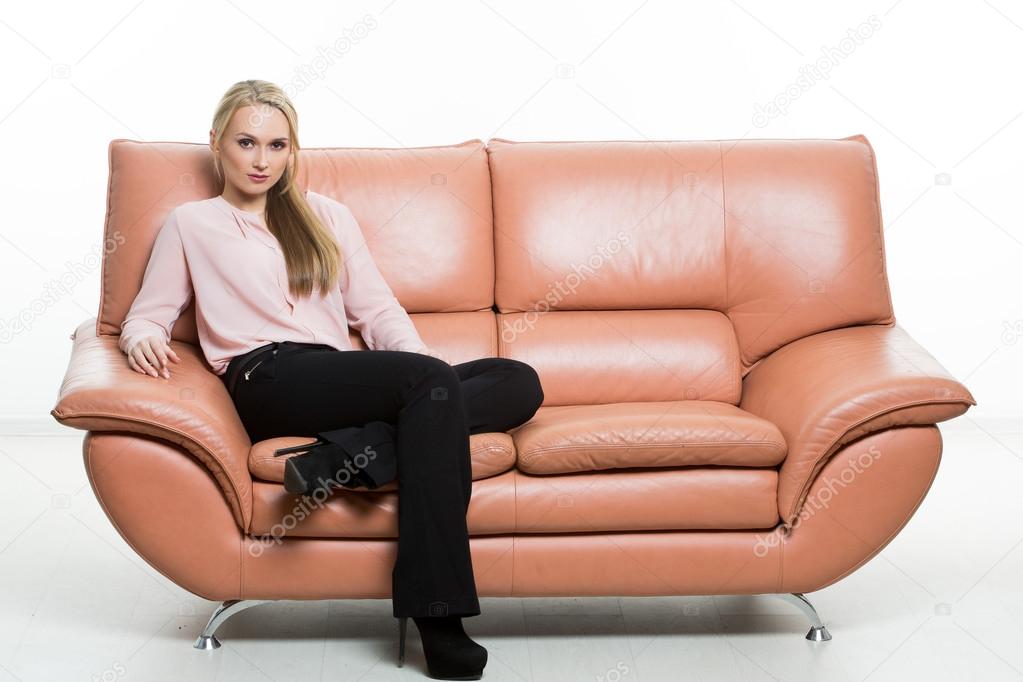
left=51, top=135, right=977, bottom=648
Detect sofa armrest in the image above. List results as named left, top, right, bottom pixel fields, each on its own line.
left=51, top=318, right=254, bottom=532
left=740, top=323, right=976, bottom=526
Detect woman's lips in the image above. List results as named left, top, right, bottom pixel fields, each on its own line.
left=248, top=173, right=269, bottom=183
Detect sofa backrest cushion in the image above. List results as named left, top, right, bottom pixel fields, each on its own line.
left=97, top=138, right=495, bottom=349
left=487, top=135, right=895, bottom=403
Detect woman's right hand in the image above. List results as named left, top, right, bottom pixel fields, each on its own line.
left=126, top=335, right=181, bottom=379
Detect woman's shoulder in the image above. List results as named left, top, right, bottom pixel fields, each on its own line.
left=152, top=196, right=235, bottom=243
left=304, top=189, right=355, bottom=219
left=304, top=189, right=360, bottom=238
left=168, top=196, right=221, bottom=224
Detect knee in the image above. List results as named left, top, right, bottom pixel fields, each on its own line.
left=505, top=359, right=545, bottom=413
left=416, top=353, right=458, bottom=378
left=408, top=354, right=461, bottom=396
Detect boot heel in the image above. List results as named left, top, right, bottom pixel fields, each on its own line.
left=397, top=616, right=408, bottom=667
left=282, top=458, right=310, bottom=495
left=273, top=438, right=325, bottom=456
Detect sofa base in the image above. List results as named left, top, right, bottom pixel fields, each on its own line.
left=193, top=599, right=271, bottom=650
left=84, top=425, right=939, bottom=650
left=192, top=592, right=832, bottom=650
left=775, top=592, right=832, bottom=641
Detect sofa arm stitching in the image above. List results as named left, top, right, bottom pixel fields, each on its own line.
left=784, top=397, right=972, bottom=523
left=520, top=439, right=787, bottom=458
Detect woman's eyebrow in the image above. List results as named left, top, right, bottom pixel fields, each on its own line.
left=234, top=131, right=290, bottom=142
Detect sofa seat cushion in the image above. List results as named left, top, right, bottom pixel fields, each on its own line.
left=247, top=466, right=780, bottom=537
left=248, top=431, right=515, bottom=487
left=512, top=401, right=787, bottom=474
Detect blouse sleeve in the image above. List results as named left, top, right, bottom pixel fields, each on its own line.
left=328, top=199, right=427, bottom=353
left=118, top=208, right=193, bottom=354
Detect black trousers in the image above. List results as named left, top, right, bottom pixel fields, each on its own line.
left=224, top=341, right=544, bottom=618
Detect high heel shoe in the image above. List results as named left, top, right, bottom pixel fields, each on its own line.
left=275, top=422, right=398, bottom=496
left=280, top=443, right=371, bottom=496
left=397, top=614, right=487, bottom=680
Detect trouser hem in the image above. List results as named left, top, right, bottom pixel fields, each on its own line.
left=393, top=595, right=482, bottom=619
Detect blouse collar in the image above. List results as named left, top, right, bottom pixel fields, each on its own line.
left=213, top=194, right=265, bottom=222
left=209, top=195, right=298, bottom=310
left=211, top=195, right=277, bottom=247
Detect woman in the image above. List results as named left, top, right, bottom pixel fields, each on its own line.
left=118, top=79, right=544, bottom=680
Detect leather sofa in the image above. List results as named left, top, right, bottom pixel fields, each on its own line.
left=50, top=135, right=977, bottom=648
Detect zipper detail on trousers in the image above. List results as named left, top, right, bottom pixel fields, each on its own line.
left=243, top=361, right=262, bottom=380
left=243, top=348, right=277, bottom=381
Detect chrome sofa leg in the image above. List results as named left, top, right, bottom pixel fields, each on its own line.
left=194, top=599, right=272, bottom=650
left=772, top=593, right=832, bottom=641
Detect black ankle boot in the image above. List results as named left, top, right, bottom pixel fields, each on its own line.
left=397, top=615, right=487, bottom=680
left=275, top=421, right=398, bottom=496
left=281, top=442, right=371, bottom=496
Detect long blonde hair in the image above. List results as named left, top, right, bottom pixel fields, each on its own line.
left=210, top=79, right=341, bottom=299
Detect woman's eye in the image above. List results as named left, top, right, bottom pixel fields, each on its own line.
left=238, top=139, right=286, bottom=149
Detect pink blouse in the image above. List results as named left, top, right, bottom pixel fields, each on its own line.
left=118, top=190, right=427, bottom=375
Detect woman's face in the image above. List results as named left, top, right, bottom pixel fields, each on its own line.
left=210, top=104, right=293, bottom=203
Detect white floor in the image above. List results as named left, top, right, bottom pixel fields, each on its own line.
left=1, top=427, right=1022, bottom=681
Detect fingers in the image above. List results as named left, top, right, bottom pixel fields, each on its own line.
left=129, top=339, right=168, bottom=378
left=127, top=354, right=145, bottom=375
left=124, top=337, right=180, bottom=378
left=152, top=344, right=171, bottom=379
left=140, top=341, right=168, bottom=379
left=130, top=346, right=159, bottom=377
